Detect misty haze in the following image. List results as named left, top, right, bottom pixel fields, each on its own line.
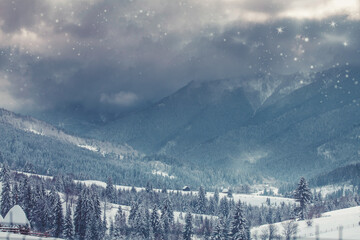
left=0, top=0, right=360, bottom=239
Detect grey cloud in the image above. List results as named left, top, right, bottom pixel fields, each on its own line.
left=0, top=0, right=48, bottom=33
left=100, top=91, right=139, bottom=106
left=0, top=1, right=359, bottom=114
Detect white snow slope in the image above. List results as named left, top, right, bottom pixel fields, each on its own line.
left=251, top=206, right=360, bottom=240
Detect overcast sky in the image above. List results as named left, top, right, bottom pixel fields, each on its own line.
left=0, top=0, right=359, bottom=114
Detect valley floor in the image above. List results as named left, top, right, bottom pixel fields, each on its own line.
left=79, top=179, right=295, bottom=207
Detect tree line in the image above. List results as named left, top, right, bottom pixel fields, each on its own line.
left=1, top=162, right=360, bottom=239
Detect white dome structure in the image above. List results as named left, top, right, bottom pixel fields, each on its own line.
left=2, top=205, right=30, bottom=227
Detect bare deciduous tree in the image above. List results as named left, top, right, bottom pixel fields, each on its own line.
left=282, top=220, right=298, bottom=240
left=268, top=224, right=279, bottom=240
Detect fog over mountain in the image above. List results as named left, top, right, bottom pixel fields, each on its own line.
left=2, top=2, right=360, bottom=240
left=0, top=0, right=359, bottom=186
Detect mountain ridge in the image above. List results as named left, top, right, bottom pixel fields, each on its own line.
left=2, top=65, right=359, bottom=185
left=88, top=65, right=360, bottom=180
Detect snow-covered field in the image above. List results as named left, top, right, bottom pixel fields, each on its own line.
left=314, top=184, right=354, bottom=197
left=79, top=180, right=295, bottom=207
left=206, top=192, right=294, bottom=207
left=251, top=206, right=360, bottom=240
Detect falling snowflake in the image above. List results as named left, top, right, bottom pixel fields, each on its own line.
left=276, top=27, right=284, bottom=34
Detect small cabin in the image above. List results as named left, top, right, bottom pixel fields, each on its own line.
left=182, top=186, right=191, bottom=191
left=222, top=188, right=229, bottom=194
left=0, top=205, right=52, bottom=238
left=1, top=205, right=30, bottom=227
left=0, top=205, right=30, bottom=235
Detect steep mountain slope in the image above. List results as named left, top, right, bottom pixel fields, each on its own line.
left=90, top=66, right=360, bottom=180
left=91, top=79, right=254, bottom=154
left=187, top=66, right=360, bottom=178
left=0, top=108, right=139, bottom=159
left=0, top=109, right=252, bottom=188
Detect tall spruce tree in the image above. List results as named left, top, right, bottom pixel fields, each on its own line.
left=219, top=197, right=229, bottom=218
left=74, top=188, right=93, bottom=240
left=91, top=192, right=103, bottom=240
left=114, top=206, right=126, bottom=239
left=150, top=205, right=162, bottom=239
left=64, top=205, right=75, bottom=240
left=294, top=177, right=312, bottom=220
left=109, top=219, right=114, bottom=240
left=133, top=204, right=150, bottom=239
left=47, top=187, right=58, bottom=231
left=23, top=184, right=34, bottom=224
left=197, top=186, right=207, bottom=214
left=211, top=218, right=228, bottom=240
left=230, top=201, right=248, bottom=240
left=0, top=161, right=12, bottom=217
left=33, top=184, right=50, bottom=232
left=183, top=212, right=193, bottom=240
left=54, top=194, right=64, bottom=238
left=128, top=200, right=139, bottom=229
left=105, top=177, right=115, bottom=203
left=161, top=197, right=174, bottom=239
left=12, top=182, right=20, bottom=205
left=214, top=189, right=220, bottom=205
left=102, top=208, right=108, bottom=240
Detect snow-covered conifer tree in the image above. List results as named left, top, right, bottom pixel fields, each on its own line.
left=74, top=188, right=93, bottom=240
left=54, top=194, right=64, bottom=238
left=91, top=192, right=102, bottom=240
left=64, top=205, right=75, bottom=240
left=211, top=218, right=228, bottom=240
left=128, top=201, right=139, bottom=229
left=294, top=177, right=312, bottom=220
left=230, top=201, right=248, bottom=240
left=0, top=161, right=12, bottom=217
left=183, top=212, right=193, bottom=240
left=161, top=197, right=174, bottom=239
left=105, top=177, right=115, bottom=202
left=150, top=205, right=161, bottom=239
left=197, top=186, right=207, bottom=214
left=114, top=206, right=126, bottom=239
left=219, top=197, right=229, bottom=218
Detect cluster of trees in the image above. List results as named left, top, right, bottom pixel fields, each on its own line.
left=103, top=180, right=299, bottom=228
left=310, top=163, right=360, bottom=193
left=1, top=159, right=360, bottom=240
left=0, top=162, right=64, bottom=237
left=0, top=162, right=249, bottom=239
